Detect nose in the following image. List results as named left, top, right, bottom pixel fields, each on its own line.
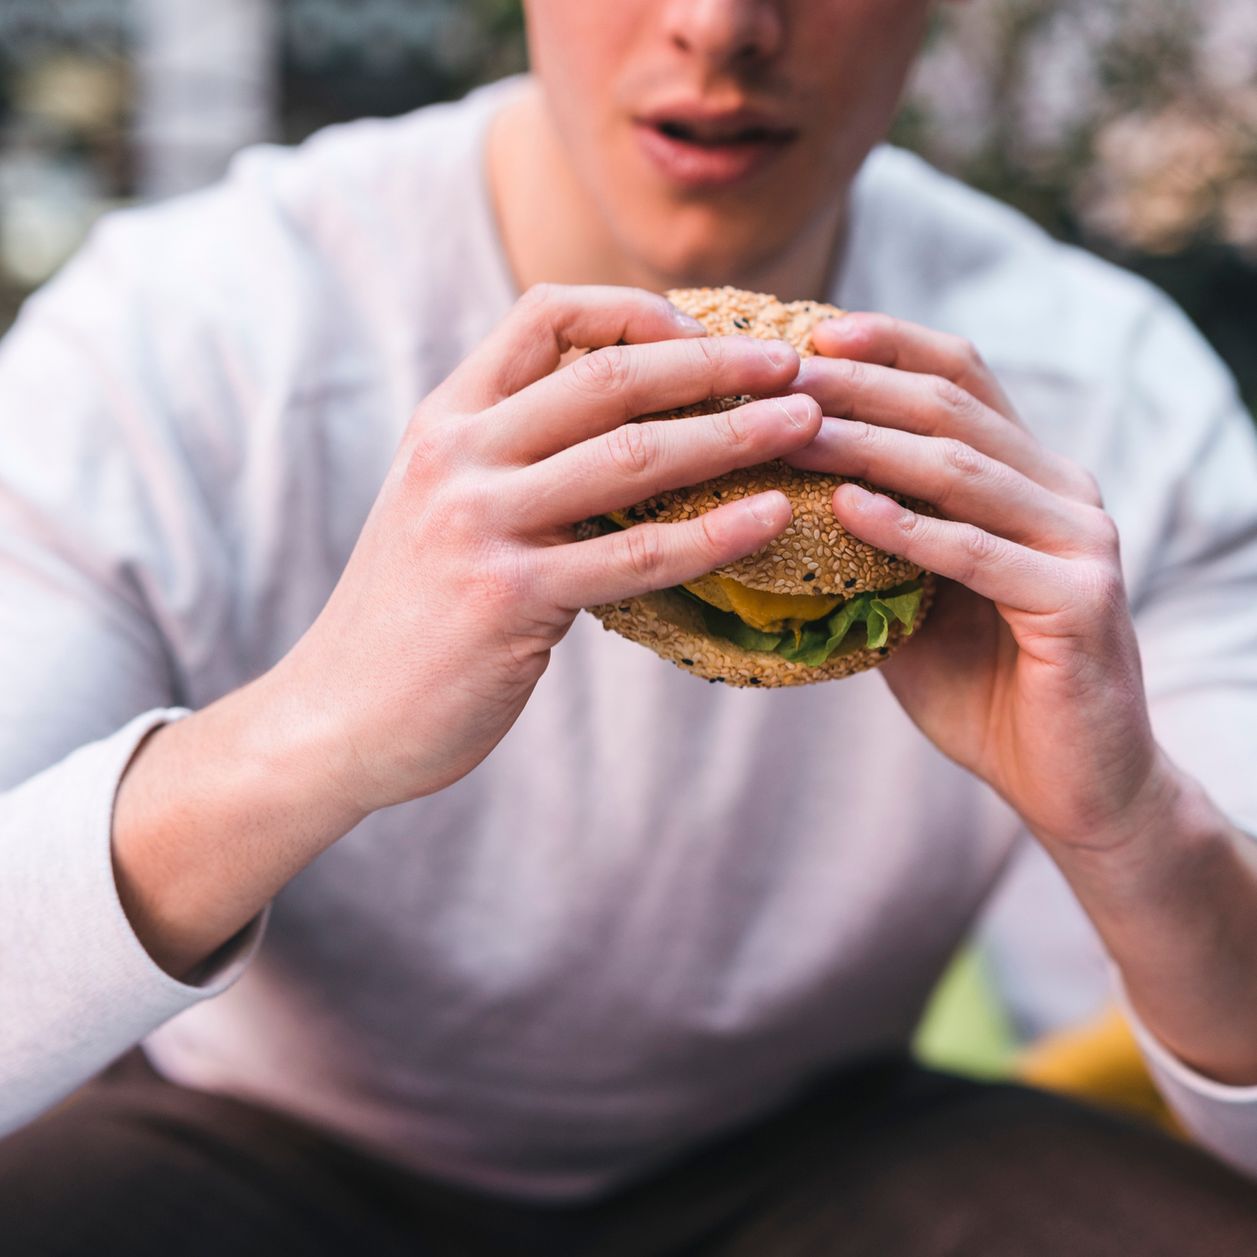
left=662, top=0, right=784, bottom=69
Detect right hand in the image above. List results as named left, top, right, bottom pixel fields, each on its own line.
left=274, top=284, right=821, bottom=815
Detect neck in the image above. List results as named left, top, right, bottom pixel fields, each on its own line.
left=487, top=80, right=847, bottom=303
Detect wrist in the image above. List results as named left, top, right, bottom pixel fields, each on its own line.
left=245, top=660, right=375, bottom=834
left=1044, top=752, right=1221, bottom=906
left=112, top=670, right=368, bottom=979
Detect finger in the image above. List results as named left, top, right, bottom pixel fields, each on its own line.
left=811, top=311, right=1017, bottom=418
left=479, top=333, right=800, bottom=465
left=832, top=483, right=1068, bottom=614
left=505, top=394, right=821, bottom=531
left=541, top=492, right=792, bottom=611
left=785, top=357, right=1097, bottom=503
left=439, top=283, right=709, bottom=412
left=779, top=419, right=1107, bottom=553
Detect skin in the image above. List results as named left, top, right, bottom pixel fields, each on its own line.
left=493, top=0, right=931, bottom=293
left=113, top=0, right=1257, bottom=1093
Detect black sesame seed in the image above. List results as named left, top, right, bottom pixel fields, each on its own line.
left=877, top=647, right=889, bottom=656
left=681, top=658, right=694, bottom=666
left=802, top=572, right=816, bottom=582
left=618, top=605, right=631, bottom=612
left=733, top=317, right=750, bottom=329
left=749, top=676, right=761, bottom=684
left=844, top=578, right=857, bottom=588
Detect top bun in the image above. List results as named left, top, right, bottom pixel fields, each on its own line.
left=621, top=286, right=925, bottom=599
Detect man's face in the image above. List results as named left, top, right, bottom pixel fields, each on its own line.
left=522, top=0, right=936, bottom=283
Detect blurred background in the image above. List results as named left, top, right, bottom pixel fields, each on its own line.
left=1, top=0, right=1255, bottom=415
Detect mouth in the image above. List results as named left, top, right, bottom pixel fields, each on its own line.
left=634, top=106, right=798, bottom=188
left=652, top=117, right=796, bottom=146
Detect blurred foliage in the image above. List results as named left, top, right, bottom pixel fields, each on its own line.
left=896, top=0, right=1257, bottom=408
left=281, top=0, right=526, bottom=139
left=0, top=0, right=1253, bottom=410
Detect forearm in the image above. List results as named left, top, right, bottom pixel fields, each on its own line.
left=1047, top=753, right=1257, bottom=1086
left=111, top=665, right=368, bottom=981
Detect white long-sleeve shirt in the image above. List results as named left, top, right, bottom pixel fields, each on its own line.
left=3, top=75, right=1257, bottom=1201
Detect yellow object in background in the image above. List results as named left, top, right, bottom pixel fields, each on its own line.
left=1015, top=1004, right=1180, bottom=1134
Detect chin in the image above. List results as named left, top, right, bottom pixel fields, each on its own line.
left=616, top=204, right=803, bottom=288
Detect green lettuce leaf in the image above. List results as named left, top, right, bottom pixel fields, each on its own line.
left=683, top=578, right=924, bottom=668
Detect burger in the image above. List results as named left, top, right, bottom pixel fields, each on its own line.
left=574, top=286, right=935, bottom=687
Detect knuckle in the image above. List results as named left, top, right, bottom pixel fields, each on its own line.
left=1078, top=560, right=1126, bottom=611
left=715, top=402, right=752, bottom=448
left=621, top=521, right=665, bottom=579
left=693, top=505, right=734, bottom=565
left=837, top=357, right=871, bottom=391
left=837, top=361, right=877, bottom=419
left=519, top=282, right=564, bottom=315
left=606, top=420, right=656, bottom=476
left=441, top=475, right=501, bottom=537
left=941, top=437, right=984, bottom=478
left=864, top=312, right=897, bottom=338
left=696, top=508, right=728, bottom=561
left=401, top=420, right=458, bottom=485
left=465, top=545, right=532, bottom=610
left=895, top=507, right=922, bottom=541
left=571, top=344, right=632, bottom=394
left=1074, top=466, right=1105, bottom=507
left=931, top=375, right=973, bottom=415
left=834, top=419, right=877, bottom=478
left=690, top=332, right=725, bottom=380
left=847, top=417, right=877, bottom=444
left=954, top=337, right=985, bottom=374
left=1083, top=504, right=1121, bottom=554
left=960, top=525, right=998, bottom=576
left=1048, top=455, right=1103, bottom=506
left=934, top=439, right=988, bottom=514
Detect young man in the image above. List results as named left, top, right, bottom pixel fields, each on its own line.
left=3, top=2, right=1257, bottom=1252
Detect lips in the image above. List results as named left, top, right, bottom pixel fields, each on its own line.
left=634, top=104, right=798, bottom=189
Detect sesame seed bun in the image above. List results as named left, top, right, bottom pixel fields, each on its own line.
left=577, top=286, right=935, bottom=687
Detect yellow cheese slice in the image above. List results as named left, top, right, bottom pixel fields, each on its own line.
left=716, top=579, right=841, bottom=633
left=604, top=510, right=842, bottom=634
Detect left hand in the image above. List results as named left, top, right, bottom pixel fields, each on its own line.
left=783, top=313, right=1173, bottom=853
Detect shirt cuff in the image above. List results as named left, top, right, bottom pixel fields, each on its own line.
left=0, top=708, right=268, bottom=1135
left=1113, top=966, right=1257, bottom=1178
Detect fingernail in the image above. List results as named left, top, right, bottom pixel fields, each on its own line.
left=773, top=397, right=812, bottom=429
left=758, top=339, right=794, bottom=370
left=745, top=491, right=787, bottom=527
left=672, top=310, right=707, bottom=333
left=836, top=483, right=873, bottom=510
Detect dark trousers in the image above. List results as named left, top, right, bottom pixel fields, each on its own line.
left=4, top=1051, right=1257, bottom=1256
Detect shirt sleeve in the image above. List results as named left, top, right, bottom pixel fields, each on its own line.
left=0, top=711, right=268, bottom=1135
left=1113, top=971, right=1257, bottom=1178
left=0, top=209, right=266, bottom=1136
left=1110, top=298, right=1257, bottom=1172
